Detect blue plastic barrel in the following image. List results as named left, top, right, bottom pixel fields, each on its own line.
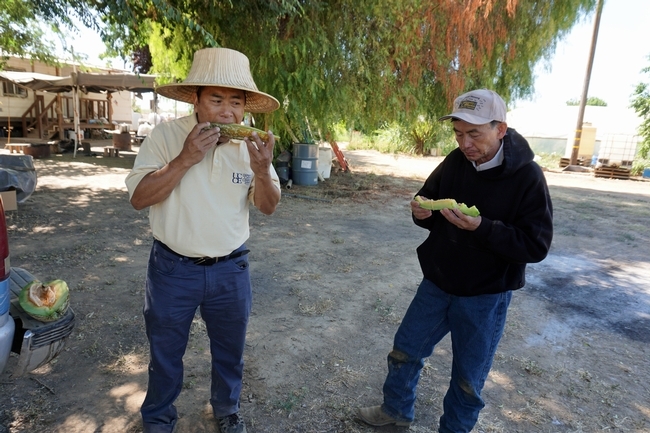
left=292, top=144, right=319, bottom=186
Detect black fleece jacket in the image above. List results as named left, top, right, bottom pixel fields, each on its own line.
left=414, top=128, right=553, bottom=296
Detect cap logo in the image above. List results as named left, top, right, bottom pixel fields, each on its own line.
left=438, top=89, right=506, bottom=124
left=458, top=100, right=478, bottom=110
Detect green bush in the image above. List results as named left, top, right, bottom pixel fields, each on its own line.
left=345, top=123, right=410, bottom=153
left=631, top=158, right=650, bottom=176
left=344, top=121, right=458, bottom=156
left=329, top=121, right=350, bottom=142
left=534, top=152, right=563, bottom=170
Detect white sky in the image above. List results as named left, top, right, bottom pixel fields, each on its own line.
left=62, top=0, right=650, bottom=113
left=514, top=0, right=650, bottom=110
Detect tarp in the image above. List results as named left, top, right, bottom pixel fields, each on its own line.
left=76, top=71, right=157, bottom=94
left=0, top=155, right=37, bottom=203
left=0, top=71, right=72, bottom=93
left=0, top=70, right=157, bottom=94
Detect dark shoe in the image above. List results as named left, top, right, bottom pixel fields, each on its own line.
left=357, top=405, right=412, bottom=427
left=217, top=413, right=247, bottom=433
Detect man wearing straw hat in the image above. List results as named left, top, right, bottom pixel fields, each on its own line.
left=126, top=47, right=281, bottom=433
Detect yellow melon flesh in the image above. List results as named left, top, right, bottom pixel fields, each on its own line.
left=415, top=196, right=480, bottom=216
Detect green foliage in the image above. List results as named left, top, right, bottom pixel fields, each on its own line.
left=436, top=129, right=460, bottom=156
left=566, top=96, right=608, bottom=106
left=2, top=0, right=599, bottom=158
left=345, top=120, right=457, bottom=156
left=534, top=152, right=563, bottom=169
left=420, top=120, right=457, bottom=156
left=409, top=118, right=435, bottom=155
left=373, top=123, right=414, bottom=154
left=89, top=0, right=598, bottom=148
left=146, top=22, right=195, bottom=82
left=630, top=158, right=650, bottom=176
left=328, top=121, right=350, bottom=143
left=0, top=0, right=59, bottom=67
left=346, top=124, right=409, bottom=154
left=630, top=61, right=650, bottom=159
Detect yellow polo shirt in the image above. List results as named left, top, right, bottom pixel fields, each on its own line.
left=125, top=115, right=280, bottom=257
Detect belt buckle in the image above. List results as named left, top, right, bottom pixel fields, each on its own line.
left=194, top=256, right=214, bottom=265
left=192, top=254, right=232, bottom=266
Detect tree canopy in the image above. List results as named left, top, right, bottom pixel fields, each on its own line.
left=630, top=59, right=650, bottom=158
left=566, top=96, right=608, bottom=106
left=0, top=0, right=107, bottom=67
left=2, top=0, right=598, bottom=146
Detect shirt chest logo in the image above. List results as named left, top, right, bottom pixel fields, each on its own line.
left=232, top=172, right=253, bottom=185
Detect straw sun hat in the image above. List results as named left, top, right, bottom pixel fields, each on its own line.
left=155, top=48, right=280, bottom=113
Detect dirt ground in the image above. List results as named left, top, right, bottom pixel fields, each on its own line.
left=0, top=140, right=649, bottom=433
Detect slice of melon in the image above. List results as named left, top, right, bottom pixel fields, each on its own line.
left=415, top=196, right=480, bottom=216
left=19, top=280, right=70, bottom=322
left=203, top=123, right=270, bottom=141
left=414, top=196, right=458, bottom=211
left=458, top=203, right=480, bottom=217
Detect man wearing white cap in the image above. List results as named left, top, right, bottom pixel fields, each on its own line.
left=358, top=89, right=553, bottom=432
left=126, top=47, right=281, bottom=433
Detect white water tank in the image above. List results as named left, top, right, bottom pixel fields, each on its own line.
left=565, top=122, right=596, bottom=159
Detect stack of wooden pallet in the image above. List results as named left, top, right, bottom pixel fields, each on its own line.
left=559, top=157, right=588, bottom=168
left=594, top=165, right=631, bottom=179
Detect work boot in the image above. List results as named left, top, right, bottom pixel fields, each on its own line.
left=216, top=413, right=247, bottom=433
left=357, top=405, right=412, bottom=427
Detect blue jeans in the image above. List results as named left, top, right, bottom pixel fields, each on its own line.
left=141, top=241, right=252, bottom=433
left=382, top=278, right=511, bottom=433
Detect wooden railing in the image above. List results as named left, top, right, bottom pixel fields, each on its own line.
left=21, top=95, right=46, bottom=138
left=20, top=96, right=111, bottom=139
left=55, top=96, right=109, bottom=123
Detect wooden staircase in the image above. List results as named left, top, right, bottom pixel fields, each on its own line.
left=18, top=95, right=109, bottom=141
left=21, top=96, right=60, bottom=140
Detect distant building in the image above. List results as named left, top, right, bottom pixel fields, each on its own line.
left=0, top=56, right=144, bottom=140
left=508, top=104, right=643, bottom=166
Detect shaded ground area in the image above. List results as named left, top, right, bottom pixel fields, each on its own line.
left=0, top=141, right=648, bottom=433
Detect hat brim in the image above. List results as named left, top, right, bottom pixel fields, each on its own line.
left=438, top=113, right=495, bottom=125
left=156, top=83, right=280, bottom=114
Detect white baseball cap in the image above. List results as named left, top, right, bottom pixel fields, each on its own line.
left=438, top=89, right=507, bottom=125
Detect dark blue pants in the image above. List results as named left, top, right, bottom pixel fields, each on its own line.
left=382, top=278, right=511, bottom=433
left=141, top=241, right=252, bottom=433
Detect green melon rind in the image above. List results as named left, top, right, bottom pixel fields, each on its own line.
left=204, top=123, right=269, bottom=141
left=415, top=196, right=480, bottom=216
left=18, top=280, right=70, bottom=322
left=458, top=203, right=480, bottom=217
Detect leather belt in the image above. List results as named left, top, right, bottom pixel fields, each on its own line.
left=156, top=240, right=249, bottom=266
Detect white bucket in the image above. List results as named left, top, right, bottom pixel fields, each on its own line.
left=318, top=147, right=333, bottom=179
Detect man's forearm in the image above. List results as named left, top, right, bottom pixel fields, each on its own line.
left=130, top=159, right=190, bottom=210
left=253, top=173, right=280, bottom=215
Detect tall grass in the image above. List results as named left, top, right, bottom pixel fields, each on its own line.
left=631, top=158, right=650, bottom=176
left=534, top=152, right=562, bottom=170
left=335, top=121, right=457, bottom=156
